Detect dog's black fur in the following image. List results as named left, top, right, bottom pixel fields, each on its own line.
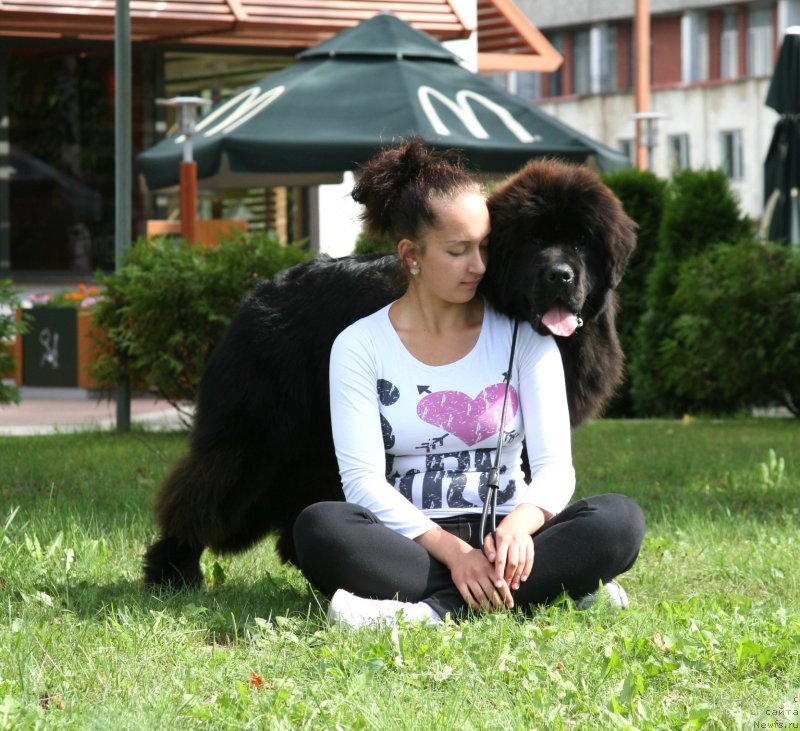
left=143, top=159, right=637, bottom=587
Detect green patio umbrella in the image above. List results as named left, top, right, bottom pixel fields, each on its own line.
left=137, top=13, right=628, bottom=190
left=764, top=26, right=800, bottom=245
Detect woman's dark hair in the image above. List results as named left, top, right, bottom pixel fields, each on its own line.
left=352, top=139, right=481, bottom=242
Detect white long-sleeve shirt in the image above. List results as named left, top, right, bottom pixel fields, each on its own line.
left=329, top=300, right=575, bottom=539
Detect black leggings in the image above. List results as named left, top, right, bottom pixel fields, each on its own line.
left=293, top=493, right=646, bottom=620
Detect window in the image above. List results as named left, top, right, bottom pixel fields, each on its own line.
left=547, top=32, right=564, bottom=96
left=682, top=11, right=709, bottom=83
left=781, top=0, right=800, bottom=29
left=570, top=24, right=618, bottom=96
left=720, top=10, right=739, bottom=80
left=511, top=72, right=542, bottom=103
left=618, top=139, right=635, bottom=166
left=720, top=130, right=744, bottom=180
left=668, top=134, right=691, bottom=171
left=6, top=49, right=128, bottom=273
left=747, top=5, right=773, bottom=77
left=573, top=28, right=592, bottom=95
left=594, top=23, right=618, bottom=93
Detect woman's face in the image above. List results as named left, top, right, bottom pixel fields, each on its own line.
left=412, top=191, right=490, bottom=305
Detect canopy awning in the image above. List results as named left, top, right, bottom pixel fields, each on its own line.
left=137, top=13, right=626, bottom=192
left=477, top=0, right=561, bottom=72
left=0, top=0, right=561, bottom=72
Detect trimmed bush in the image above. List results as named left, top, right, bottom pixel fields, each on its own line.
left=661, top=241, right=800, bottom=416
left=630, top=168, right=754, bottom=416
left=353, top=229, right=396, bottom=255
left=91, top=232, right=310, bottom=411
left=0, top=279, right=27, bottom=405
left=600, top=168, right=667, bottom=416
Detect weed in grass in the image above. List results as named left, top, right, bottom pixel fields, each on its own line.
left=757, top=449, right=786, bottom=490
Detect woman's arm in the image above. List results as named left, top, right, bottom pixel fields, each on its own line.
left=329, top=325, right=437, bottom=539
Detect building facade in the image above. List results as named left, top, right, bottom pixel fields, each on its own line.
left=506, top=0, right=800, bottom=219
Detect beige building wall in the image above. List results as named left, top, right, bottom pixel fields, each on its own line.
left=537, top=77, right=776, bottom=219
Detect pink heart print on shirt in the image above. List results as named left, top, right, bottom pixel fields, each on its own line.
left=416, top=383, right=519, bottom=446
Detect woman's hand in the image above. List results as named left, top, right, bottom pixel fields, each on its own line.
left=483, top=504, right=547, bottom=591
left=449, top=547, right=513, bottom=611
left=415, top=526, right=512, bottom=611
left=482, top=529, right=533, bottom=592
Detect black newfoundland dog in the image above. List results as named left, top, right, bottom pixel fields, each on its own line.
left=143, top=159, right=637, bottom=587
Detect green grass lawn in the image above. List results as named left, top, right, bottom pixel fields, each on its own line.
left=0, top=419, right=798, bottom=729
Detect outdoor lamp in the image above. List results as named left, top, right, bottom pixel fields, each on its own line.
left=631, top=111, right=666, bottom=172
left=156, top=96, right=211, bottom=242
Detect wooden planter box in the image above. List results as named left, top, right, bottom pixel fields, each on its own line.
left=15, top=307, right=103, bottom=389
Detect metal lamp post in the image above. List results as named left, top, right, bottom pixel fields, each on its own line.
left=115, top=0, right=132, bottom=432
left=157, top=96, right=211, bottom=242
left=631, top=111, right=666, bottom=172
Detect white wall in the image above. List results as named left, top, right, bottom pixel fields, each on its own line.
left=537, top=77, right=777, bottom=219
left=314, top=173, right=362, bottom=257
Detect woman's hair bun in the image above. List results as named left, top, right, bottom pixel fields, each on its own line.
left=352, top=138, right=475, bottom=241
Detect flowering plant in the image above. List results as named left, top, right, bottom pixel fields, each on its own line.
left=1, top=278, right=27, bottom=404
left=29, top=283, right=101, bottom=309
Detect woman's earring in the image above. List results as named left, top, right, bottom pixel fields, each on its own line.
left=410, top=261, right=420, bottom=276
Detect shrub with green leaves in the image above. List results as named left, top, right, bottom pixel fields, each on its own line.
left=600, top=168, right=667, bottom=416
left=0, top=278, right=27, bottom=405
left=630, top=168, right=755, bottom=416
left=353, top=229, right=396, bottom=255
left=660, top=240, right=800, bottom=416
left=91, top=232, right=310, bottom=411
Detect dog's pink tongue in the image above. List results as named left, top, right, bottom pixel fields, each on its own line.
left=542, top=304, right=579, bottom=337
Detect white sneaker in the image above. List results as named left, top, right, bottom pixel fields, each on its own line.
left=575, top=580, right=629, bottom=611
left=327, top=589, right=443, bottom=630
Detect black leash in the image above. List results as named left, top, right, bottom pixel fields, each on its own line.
left=480, top=319, right=519, bottom=557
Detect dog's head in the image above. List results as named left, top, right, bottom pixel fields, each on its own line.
left=481, top=160, right=637, bottom=336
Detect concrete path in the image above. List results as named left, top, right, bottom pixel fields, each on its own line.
left=0, top=387, right=189, bottom=436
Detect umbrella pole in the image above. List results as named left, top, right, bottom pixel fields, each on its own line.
left=180, top=161, right=198, bottom=243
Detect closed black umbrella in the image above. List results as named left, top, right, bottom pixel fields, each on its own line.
left=764, top=27, right=800, bottom=245
left=137, top=13, right=628, bottom=190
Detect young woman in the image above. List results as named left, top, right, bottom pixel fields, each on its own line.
left=293, top=140, right=645, bottom=628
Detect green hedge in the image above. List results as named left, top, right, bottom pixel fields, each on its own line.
left=601, top=168, right=667, bottom=416
left=10, top=171, right=786, bottom=418
left=0, top=279, right=27, bottom=405
left=630, top=169, right=754, bottom=416
left=91, top=232, right=310, bottom=410
left=353, top=229, right=396, bottom=255
left=661, top=240, right=800, bottom=416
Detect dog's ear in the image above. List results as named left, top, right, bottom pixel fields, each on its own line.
left=606, top=210, right=638, bottom=289
left=595, top=180, right=638, bottom=289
